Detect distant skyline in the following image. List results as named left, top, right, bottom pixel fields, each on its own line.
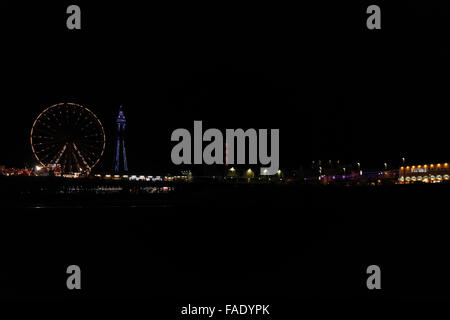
left=3, top=2, right=450, bottom=172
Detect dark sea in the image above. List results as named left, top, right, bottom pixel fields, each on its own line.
left=1, top=183, right=449, bottom=316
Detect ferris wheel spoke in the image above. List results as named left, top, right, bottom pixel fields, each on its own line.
left=66, top=106, right=78, bottom=129
left=32, top=103, right=105, bottom=173
left=35, top=142, right=60, bottom=160
left=31, top=135, right=55, bottom=142
left=75, top=145, right=101, bottom=163
left=47, top=111, right=64, bottom=129
left=35, top=124, right=58, bottom=134
left=74, top=132, right=102, bottom=141
left=82, top=121, right=94, bottom=130
left=74, top=142, right=93, bottom=155
left=73, top=112, right=83, bottom=128
left=32, top=139, right=63, bottom=146
left=55, top=106, right=69, bottom=129
left=78, top=151, right=95, bottom=166
left=37, top=150, right=59, bottom=163
left=73, top=143, right=89, bottom=169
left=42, top=114, right=61, bottom=128
left=35, top=148, right=57, bottom=158
left=80, top=139, right=101, bottom=155
left=76, top=110, right=90, bottom=127
left=75, top=108, right=91, bottom=128
left=33, top=129, right=60, bottom=141
left=37, top=151, right=57, bottom=161
left=34, top=125, right=58, bottom=136
left=34, top=140, right=64, bottom=150
left=77, top=151, right=95, bottom=165
left=75, top=138, right=103, bottom=150
left=51, top=143, right=68, bottom=165
left=79, top=132, right=102, bottom=138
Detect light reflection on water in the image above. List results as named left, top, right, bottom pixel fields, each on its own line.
left=30, top=204, right=174, bottom=209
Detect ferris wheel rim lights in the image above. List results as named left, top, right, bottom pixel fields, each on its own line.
left=30, top=102, right=106, bottom=173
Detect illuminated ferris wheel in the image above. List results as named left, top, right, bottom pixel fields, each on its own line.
left=30, top=103, right=105, bottom=173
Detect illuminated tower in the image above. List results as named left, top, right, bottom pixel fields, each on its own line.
left=113, top=105, right=128, bottom=172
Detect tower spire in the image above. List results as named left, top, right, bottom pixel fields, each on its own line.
left=113, top=105, right=128, bottom=172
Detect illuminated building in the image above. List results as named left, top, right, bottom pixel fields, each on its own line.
left=398, top=163, right=450, bottom=184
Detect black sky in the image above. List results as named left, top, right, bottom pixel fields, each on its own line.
left=2, top=2, right=450, bottom=172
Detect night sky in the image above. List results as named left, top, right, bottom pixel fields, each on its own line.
left=3, top=2, right=450, bottom=173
